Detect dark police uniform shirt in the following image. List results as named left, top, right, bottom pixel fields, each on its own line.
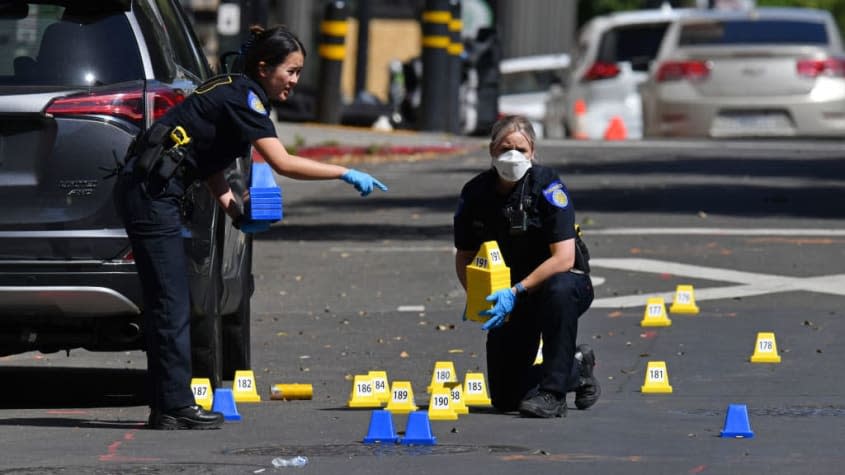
left=454, top=164, right=576, bottom=282
left=158, top=74, right=277, bottom=180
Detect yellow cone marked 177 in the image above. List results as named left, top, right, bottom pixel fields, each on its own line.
left=750, top=332, right=781, bottom=363
left=641, top=361, right=673, bottom=394
left=190, top=378, right=213, bottom=410
left=669, top=284, right=699, bottom=314
left=641, top=297, right=671, bottom=327
left=232, top=370, right=261, bottom=403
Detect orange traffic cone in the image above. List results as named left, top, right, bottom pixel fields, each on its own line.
left=603, top=116, right=627, bottom=141
left=572, top=99, right=588, bottom=140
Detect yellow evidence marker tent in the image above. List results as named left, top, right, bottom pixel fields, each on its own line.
left=368, top=370, right=390, bottom=404
left=190, top=378, right=213, bottom=410
left=348, top=374, right=382, bottom=408
left=462, top=372, right=492, bottom=407
left=750, top=332, right=781, bottom=363
left=232, top=370, right=261, bottom=403
left=385, top=381, right=418, bottom=414
left=669, top=284, right=699, bottom=314
left=428, top=386, right=458, bottom=420
left=465, top=241, right=511, bottom=323
left=641, top=361, right=673, bottom=394
left=445, top=382, right=469, bottom=415
left=427, top=361, right=458, bottom=393
left=641, top=297, right=671, bottom=327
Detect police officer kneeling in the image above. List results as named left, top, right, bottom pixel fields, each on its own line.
left=453, top=115, right=598, bottom=418
left=114, top=25, right=387, bottom=430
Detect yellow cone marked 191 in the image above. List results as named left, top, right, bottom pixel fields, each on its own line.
left=465, top=241, right=511, bottom=323
left=641, top=361, right=673, bottom=394
left=750, top=332, right=781, bottom=363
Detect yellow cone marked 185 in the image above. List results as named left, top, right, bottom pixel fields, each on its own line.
left=462, top=372, right=492, bottom=406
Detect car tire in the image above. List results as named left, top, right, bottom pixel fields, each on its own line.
left=223, top=236, right=253, bottom=379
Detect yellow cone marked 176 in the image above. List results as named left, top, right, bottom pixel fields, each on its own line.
left=428, top=386, right=458, bottom=420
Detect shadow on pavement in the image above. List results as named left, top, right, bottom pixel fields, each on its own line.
left=0, top=366, right=148, bottom=409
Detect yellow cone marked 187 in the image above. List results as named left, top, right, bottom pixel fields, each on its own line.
left=641, top=297, right=671, bottom=327
left=750, top=332, right=781, bottom=363
left=641, top=361, right=673, bottom=394
left=190, top=378, right=213, bottom=410
left=232, top=370, right=261, bottom=403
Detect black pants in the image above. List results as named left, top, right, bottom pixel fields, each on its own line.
left=114, top=171, right=195, bottom=413
left=486, top=271, right=594, bottom=411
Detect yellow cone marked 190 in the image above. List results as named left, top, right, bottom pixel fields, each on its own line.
left=428, top=386, right=458, bottom=420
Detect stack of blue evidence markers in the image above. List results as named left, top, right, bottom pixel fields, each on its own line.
left=249, top=162, right=282, bottom=222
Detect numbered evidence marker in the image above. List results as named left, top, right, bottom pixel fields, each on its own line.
left=641, top=361, right=673, bottom=394
left=385, top=381, right=418, bottom=414
left=427, top=361, right=458, bottom=393
left=232, top=370, right=261, bottom=403
left=750, top=332, right=781, bottom=363
left=348, top=374, right=382, bottom=408
left=368, top=371, right=390, bottom=404
left=427, top=386, right=458, bottom=420
left=445, top=382, right=469, bottom=415
left=190, top=378, right=213, bottom=410
left=641, top=296, right=671, bottom=327
left=464, top=240, right=511, bottom=323
left=462, top=372, right=492, bottom=406
left=669, top=284, right=699, bottom=314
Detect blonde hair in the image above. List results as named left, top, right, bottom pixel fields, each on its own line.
left=489, top=115, right=536, bottom=157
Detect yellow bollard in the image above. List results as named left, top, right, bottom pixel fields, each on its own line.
left=465, top=241, right=511, bottom=323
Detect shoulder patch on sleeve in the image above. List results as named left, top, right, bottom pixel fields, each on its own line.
left=543, top=180, right=569, bottom=209
left=247, top=90, right=268, bottom=115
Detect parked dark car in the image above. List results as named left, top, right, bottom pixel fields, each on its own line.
left=0, top=0, right=253, bottom=388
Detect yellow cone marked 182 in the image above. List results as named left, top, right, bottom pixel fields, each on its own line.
left=190, top=378, right=213, bottom=410
left=641, top=361, right=673, bottom=394
left=750, top=332, right=781, bottom=363
left=232, top=370, right=261, bottom=403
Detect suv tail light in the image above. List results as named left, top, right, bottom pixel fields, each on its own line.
left=656, top=60, right=710, bottom=82
left=46, top=87, right=185, bottom=125
left=583, top=62, right=620, bottom=81
left=797, top=58, right=845, bottom=78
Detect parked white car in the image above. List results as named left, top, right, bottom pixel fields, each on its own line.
left=498, top=54, right=571, bottom=139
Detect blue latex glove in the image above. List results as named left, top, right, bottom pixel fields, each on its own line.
left=237, top=218, right=271, bottom=234
left=479, top=288, right=517, bottom=331
left=341, top=169, right=388, bottom=197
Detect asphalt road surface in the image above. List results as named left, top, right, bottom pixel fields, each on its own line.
left=1, top=137, right=843, bottom=474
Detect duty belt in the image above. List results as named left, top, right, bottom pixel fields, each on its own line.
left=132, top=123, right=194, bottom=185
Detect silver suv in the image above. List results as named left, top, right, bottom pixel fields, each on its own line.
left=0, top=0, right=253, bottom=388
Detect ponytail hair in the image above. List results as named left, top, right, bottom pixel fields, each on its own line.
left=242, top=25, right=306, bottom=79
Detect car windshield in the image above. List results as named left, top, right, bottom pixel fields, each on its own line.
left=0, top=2, right=142, bottom=87
left=500, top=70, right=561, bottom=95
left=597, top=23, right=669, bottom=71
left=679, top=19, right=829, bottom=46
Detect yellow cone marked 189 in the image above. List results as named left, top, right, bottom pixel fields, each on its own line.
left=232, top=370, right=261, bottom=403
left=428, top=386, right=458, bottom=420
left=348, top=374, right=381, bottom=408
left=462, top=372, right=492, bottom=406
left=750, top=332, right=781, bottom=363
left=368, top=370, right=390, bottom=403
left=641, top=361, right=673, bottom=394
left=190, top=378, right=213, bottom=410
left=385, top=380, right=418, bottom=414
left=465, top=241, right=511, bottom=323
left=427, top=361, right=458, bottom=393
left=669, top=284, right=699, bottom=314
left=641, top=297, right=671, bottom=327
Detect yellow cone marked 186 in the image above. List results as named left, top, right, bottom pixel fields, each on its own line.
left=669, top=284, right=699, bottom=314
left=348, top=374, right=381, bottom=408
left=232, top=370, right=261, bottom=403
left=750, top=332, right=781, bottom=363
left=465, top=241, right=511, bottom=323
left=641, top=297, right=671, bottom=327
left=190, top=378, right=213, bottom=410
left=641, top=361, right=673, bottom=394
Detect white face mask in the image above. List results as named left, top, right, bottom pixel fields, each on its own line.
left=492, top=149, right=532, bottom=182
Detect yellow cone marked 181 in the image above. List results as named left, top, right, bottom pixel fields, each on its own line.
left=669, top=284, right=699, bottom=314
left=641, top=361, right=673, bottom=394
left=465, top=241, right=511, bottom=323
left=232, top=370, right=261, bottom=403
left=750, top=332, right=781, bottom=363
left=641, top=296, right=671, bottom=327
left=190, top=378, right=213, bottom=410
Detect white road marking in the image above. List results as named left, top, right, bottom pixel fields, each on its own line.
left=587, top=228, right=845, bottom=236
left=398, top=305, right=426, bottom=312
left=590, top=258, right=845, bottom=308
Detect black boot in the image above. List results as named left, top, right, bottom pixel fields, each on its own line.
left=573, top=344, right=601, bottom=410
left=151, top=405, right=224, bottom=430
left=518, top=391, right=567, bottom=418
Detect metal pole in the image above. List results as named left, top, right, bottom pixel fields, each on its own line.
left=317, top=0, right=348, bottom=124
left=420, top=0, right=450, bottom=131
left=447, top=0, right=462, bottom=134
left=354, top=0, right=371, bottom=99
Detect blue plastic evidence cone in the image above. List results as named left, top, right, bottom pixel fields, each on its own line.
left=362, top=410, right=399, bottom=444
left=400, top=411, right=437, bottom=445
left=211, top=388, right=242, bottom=421
left=720, top=404, right=754, bottom=439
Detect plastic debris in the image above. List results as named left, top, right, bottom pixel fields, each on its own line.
left=271, top=456, right=309, bottom=468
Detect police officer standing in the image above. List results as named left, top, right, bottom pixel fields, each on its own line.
left=453, top=115, right=597, bottom=418
left=115, top=25, right=387, bottom=430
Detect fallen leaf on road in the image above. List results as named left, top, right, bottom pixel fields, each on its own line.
left=399, top=351, right=409, bottom=358
left=448, top=349, right=464, bottom=354
left=436, top=324, right=456, bottom=331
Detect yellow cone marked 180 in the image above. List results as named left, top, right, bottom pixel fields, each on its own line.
left=232, top=370, right=261, bottom=403
left=750, top=332, right=781, bottom=363
left=427, top=361, right=458, bottom=393
left=190, top=378, right=213, bottom=410
left=465, top=241, right=511, bottom=323
left=641, top=361, right=673, bottom=394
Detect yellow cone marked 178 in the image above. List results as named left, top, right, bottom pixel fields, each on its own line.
left=641, top=297, right=671, bottom=327
left=232, top=370, right=261, bottom=403
left=750, top=332, right=781, bottom=363
left=368, top=370, right=390, bottom=403
left=427, top=361, right=458, bottom=393
left=669, top=284, right=699, bottom=314
left=190, top=378, right=213, bottom=410
left=641, top=361, right=673, bottom=394
left=385, top=380, right=418, bottom=414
